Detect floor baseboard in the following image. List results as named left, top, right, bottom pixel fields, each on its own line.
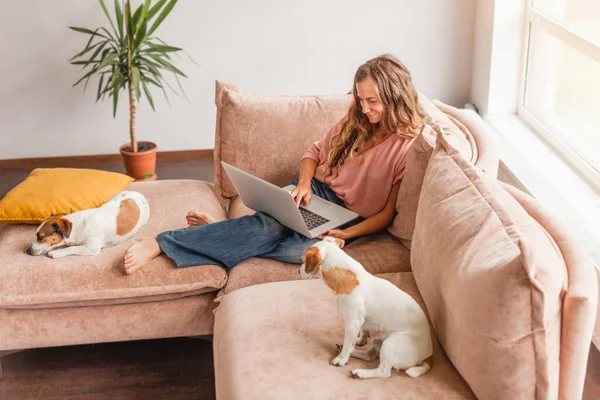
left=0, top=149, right=214, bottom=169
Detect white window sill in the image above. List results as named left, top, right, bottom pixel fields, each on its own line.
left=482, top=113, right=600, bottom=347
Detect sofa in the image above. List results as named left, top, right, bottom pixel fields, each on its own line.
left=0, top=81, right=597, bottom=400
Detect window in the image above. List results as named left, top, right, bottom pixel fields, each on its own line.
left=520, top=0, right=600, bottom=184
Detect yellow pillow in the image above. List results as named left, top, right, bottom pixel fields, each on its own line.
left=0, top=168, right=135, bottom=224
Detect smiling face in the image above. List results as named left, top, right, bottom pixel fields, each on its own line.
left=356, top=76, right=386, bottom=125
left=26, top=215, right=72, bottom=256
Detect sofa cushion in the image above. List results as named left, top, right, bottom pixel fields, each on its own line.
left=411, top=133, right=566, bottom=400
left=213, top=81, right=352, bottom=205
left=0, top=180, right=228, bottom=309
left=388, top=124, right=436, bottom=246
left=388, top=97, right=478, bottom=247
left=219, top=230, right=412, bottom=295
left=214, top=273, right=476, bottom=399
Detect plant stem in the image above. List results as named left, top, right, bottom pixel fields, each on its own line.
left=125, top=0, right=137, bottom=152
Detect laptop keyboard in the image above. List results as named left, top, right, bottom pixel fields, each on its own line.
left=299, top=207, right=330, bottom=230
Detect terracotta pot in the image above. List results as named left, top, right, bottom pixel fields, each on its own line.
left=119, top=141, right=158, bottom=181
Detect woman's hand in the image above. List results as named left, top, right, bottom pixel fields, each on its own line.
left=290, top=182, right=312, bottom=207
left=318, top=229, right=349, bottom=241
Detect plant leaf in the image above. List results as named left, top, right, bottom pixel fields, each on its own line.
left=133, top=17, right=147, bottom=50
left=136, top=0, right=151, bottom=34
left=69, top=28, right=105, bottom=61
left=148, top=0, right=168, bottom=20
left=96, top=73, right=106, bottom=102
left=72, top=40, right=110, bottom=68
left=69, top=26, right=104, bottom=36
left=114, top=0, right=124, bottom=42
left=131, top=3, right=143, bottom=34
left=99, top=27, right=118, bottom=43
left=174, top=73, right=188, bottom=101
left=150, top=53, right=187, bottom=77
left=99, top=0, right=119, bottom=39
left=69, top=40, right=101, bottom=61
left=88, top=41, right=110, bottom=64
left=73, top=67, right=99, bottom=87
left=146, top=0, right=178, bottom=38
left=141, top=77, right=155, bottom=111
left=97, top=52, right=118, bottom=70
left=126, top=0, right=134, bottom=40
left=142, top=43, right=182, bottom=53
left=112, top=67, right=120, bottom=117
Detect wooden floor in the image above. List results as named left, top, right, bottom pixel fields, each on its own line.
left=0, top=338, right=215, bottom=400
left=1, top=157, right=600, bottom=399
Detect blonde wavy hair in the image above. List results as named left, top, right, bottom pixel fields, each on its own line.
left=326, top=54, right=424, bottom=172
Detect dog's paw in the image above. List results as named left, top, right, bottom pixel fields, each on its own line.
left=351, top=369, right=367, bottom=379
left=47, top=250, right=63, bottom=259
left=330, top=355, right=348, bottom=367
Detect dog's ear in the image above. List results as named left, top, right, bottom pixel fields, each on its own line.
left=333, top=238, right=345, bottom=248
left=53, top=218, right=73, bottom=239
left=303, top=246, right=322, bottom=275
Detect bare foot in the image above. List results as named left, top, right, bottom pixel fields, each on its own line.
left=186, top=210, right=217, bottom=227
left=123, top=238, right=163, bottom=275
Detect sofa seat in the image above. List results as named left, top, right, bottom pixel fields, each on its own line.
left=219, top=230, right=412, bottom=296
left=214, top=273, right=476, bottom=399
left=0, top=180, right=228, bottom=309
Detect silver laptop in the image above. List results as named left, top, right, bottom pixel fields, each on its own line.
left=221, top=162, right=359, bottom=238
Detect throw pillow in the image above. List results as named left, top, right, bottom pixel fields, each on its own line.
left=411, top=132, right=565, bottom=400
left=387, top=95, right=477, bottom=247
left=0, top=168, right=134, bottom=224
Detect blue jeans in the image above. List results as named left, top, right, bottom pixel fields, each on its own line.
left=157, top=178, right=363, bottom=270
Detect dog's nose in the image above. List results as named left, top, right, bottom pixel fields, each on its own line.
left=26, top=246, right=34, bottom=256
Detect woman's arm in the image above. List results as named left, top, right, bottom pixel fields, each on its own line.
left=291, top=158, right=318, bottom=207
left=322, top=181, right=401, bottom=240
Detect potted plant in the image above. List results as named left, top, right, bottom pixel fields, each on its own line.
left=70, top=0, right=187, bottom=180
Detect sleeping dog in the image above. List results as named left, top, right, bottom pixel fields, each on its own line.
left=26, top=191, right=150, bottom=259
left=300, top=237, right=433, bottom=379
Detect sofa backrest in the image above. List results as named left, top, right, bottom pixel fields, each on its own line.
left=500, top=182, right=598, bottom=400
left=213, top=81, right=351, bottom=205
left=433, top=99, right=499, bottom=178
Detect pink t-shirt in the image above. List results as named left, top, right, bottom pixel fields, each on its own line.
left=303, top=122, right=419, bottom=218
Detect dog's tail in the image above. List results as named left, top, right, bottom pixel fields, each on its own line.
left=405, top=355, right=433, bottom=378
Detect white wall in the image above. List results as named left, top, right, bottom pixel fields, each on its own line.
left=470, top=0, right=526, bottom=115
left=0, top=0, right=476, bottom=159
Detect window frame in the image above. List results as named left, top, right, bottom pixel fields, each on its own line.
left=518, top=2, right=600, bottom=190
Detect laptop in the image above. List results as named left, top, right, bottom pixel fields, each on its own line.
left=221, top=162, right=359, bottom=238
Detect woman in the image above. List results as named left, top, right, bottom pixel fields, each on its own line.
left=124, top=54, right=425, bottom=275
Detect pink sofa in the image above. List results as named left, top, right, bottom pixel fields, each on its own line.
left=0, top=82, right=596, bottom=400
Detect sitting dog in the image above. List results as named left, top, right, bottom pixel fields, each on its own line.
left=300, top=237, right=433, bottom=379
left=27, top=191, right=150, bottom=259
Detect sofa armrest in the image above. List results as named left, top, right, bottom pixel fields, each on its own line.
left=499, top=181, right=598, bottom=400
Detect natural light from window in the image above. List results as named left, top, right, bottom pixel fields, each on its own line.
left=522, top=0, right=600, bottom=176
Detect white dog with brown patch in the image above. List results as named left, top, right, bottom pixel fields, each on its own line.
left=26, top=191, right=150, bottom=259
left=300, top=237, right=433, bottom=379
